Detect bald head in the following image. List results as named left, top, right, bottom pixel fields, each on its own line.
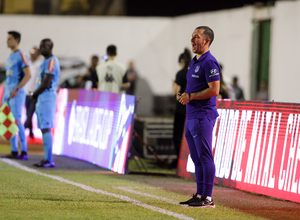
left=41, top=38, right=53, bottom=49
left=39, top=38, right=53, bottom=58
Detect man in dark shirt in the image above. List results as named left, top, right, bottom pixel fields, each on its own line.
left=171, top=48, right=191, bottom=169
left=232, top=76, right=244, bottom=100
left=77, top=55, right=99, bottom=89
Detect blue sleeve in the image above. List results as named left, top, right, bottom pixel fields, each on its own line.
left=19, top=52, right=29, bottom=69
left=44, top=58, right=56, bottom=75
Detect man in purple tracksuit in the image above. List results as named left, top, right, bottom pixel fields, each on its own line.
left=177, top=26, right=220, bottom=208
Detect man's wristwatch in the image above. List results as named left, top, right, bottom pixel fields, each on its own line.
left=15, top=87, right=19, bottom=91
left=187, top=93, right=190, bottom=101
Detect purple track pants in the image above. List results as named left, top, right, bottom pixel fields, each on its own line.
left=185, top=117, right=216, bottom=197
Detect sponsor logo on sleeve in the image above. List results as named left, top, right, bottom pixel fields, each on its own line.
left=19, top=52, right=29, bottom=65
left=47, top=58, right=55, bottom=73
left=209, top=69, right=219, bottom=77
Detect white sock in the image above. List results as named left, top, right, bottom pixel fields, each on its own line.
left=197, top=194, right=202, bottom=198
left=206, top=196, right=212, bottom=201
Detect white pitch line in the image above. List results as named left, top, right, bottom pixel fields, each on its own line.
left=0, top=159, right=195, bottom=220
left=117, top=187, right=179, bottom=204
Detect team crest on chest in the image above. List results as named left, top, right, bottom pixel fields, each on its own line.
left=9, top=62, right=12, bottom=67
left=195, top=66, right=200, bottom=73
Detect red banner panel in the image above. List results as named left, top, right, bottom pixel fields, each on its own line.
left=177, top=99, right=300, bottom=204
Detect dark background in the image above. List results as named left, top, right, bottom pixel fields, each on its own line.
left=126, top=0, right=276, bottom=17
left=27, top=0, right=277, bottom=16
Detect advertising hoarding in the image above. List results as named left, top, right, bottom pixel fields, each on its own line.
left=53, top=89, right=135, bottom=174
left=177, top=99, right=300, bottom=203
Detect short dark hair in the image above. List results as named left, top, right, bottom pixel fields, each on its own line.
left=196, top=26, right=214, bottom=45
left=107, top=45, right=117, bottom=56
left=91, top=55, right=99, bottom=60
left=41, top=38, right=54, bottom=50
left=8, top=31, right=21, bottom=43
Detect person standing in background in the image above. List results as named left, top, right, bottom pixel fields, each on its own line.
left=125, top=61, right=138, bottom=95
left=232, top=76, right=244, bottom=100
left=77, top=55, right=99, bottom=90
left=170, top=48, right=191, bottom=169
left=217, top=70, right=229, bottom=99
left=177, top=26, right=220, bottom=208
left=30, top=39, right=60, bottom=168
left=97, top=45, right=130, bottom=94
left=255, top=80, right=268, bottom=101
left=24, top=46, right=44, bottom=139
left=219, top=63, right=235, bottom=99
left=2, top=31, right=31, bottom=160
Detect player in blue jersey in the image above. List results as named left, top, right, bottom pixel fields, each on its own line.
left=30, top=39, right=60, bottom=168
left=2, top=31, right=32, bottom=160
left=177, top=26, right=220, bottom=208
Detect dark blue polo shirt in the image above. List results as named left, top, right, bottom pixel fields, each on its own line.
left=186, top=50, right=220, bottom=120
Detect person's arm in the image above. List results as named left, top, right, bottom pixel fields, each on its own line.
left=173, top=69, right=186, bottom=96
left=121, top=82, right=131, bottom=90
left=121, top=71, right=131, bottom=91
left=240, top=89, right=245, bottom=100
left=172, top=81, right=181, bottom=95
left=96, top=66, right=103, bottom=90
left=30, top=74, right=54, bottom=103
left=76, top=70, right=89, bottom=84
left=178, top=80, right=220, bottom=105
left=10, top=66, right=31, bottom=98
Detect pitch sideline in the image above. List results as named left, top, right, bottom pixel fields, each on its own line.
left=0, top=158, right=195, bottom=220
left=117, top=187, right=179, bottom=204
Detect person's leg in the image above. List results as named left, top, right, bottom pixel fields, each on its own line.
left=193, top=117, right=215, bottom=197
left=179, top=118, right=203, bottom=205
left=17, top=123, right=27, bottom=153
left=34, top=114, right=54, bottom=167
left=25, top=96, right=35, bottom=138
left=10, top=135, right=18, bottom=153
left=8, top=91, right=27, bottom=156
left=24, top=96, right=31, bottom=129
left=171, top=112, right=186, bottom=168
left=187, top=117, right=216, bottom=208
left=34, top=102, right=46, bottom=164
left=14, top=91, right=27, bottom=154
left=42, top=129, right=53, bottom=162
left=185, top=118, right=204, bottom=196
left=33, top=128, right=54, bottom=167
left=173, top=112, right=186, bottom=157
left=33, top=97, right=56, bottom=167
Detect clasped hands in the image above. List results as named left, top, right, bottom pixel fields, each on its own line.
left=177, top=92, right=189, bottom=105
left=29, top=91, right=38, bottom=104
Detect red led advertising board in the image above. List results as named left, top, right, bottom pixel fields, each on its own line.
left=177, top=99, right=300, bottom=203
